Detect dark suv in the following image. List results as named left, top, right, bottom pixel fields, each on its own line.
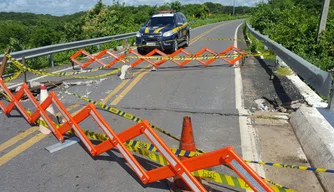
left=135, top=10, right=190, bottom=54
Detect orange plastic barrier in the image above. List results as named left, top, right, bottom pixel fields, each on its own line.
left=0, top=79, right=273, bottom=192
left=130, top=48, right=181, bottom=68
left=69, top=46, right=247, bottom=70
left=70, top=49, right=126, bottom=69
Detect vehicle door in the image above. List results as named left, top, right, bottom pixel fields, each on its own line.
left=176, top=14, right=184, bottom=43
left=181, top=14, right=188, bottom=40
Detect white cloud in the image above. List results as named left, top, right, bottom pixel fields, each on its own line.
left=0, top=0, right=264, bottom=16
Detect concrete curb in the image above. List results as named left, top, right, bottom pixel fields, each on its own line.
left=290, top=104, right=334, bottom=192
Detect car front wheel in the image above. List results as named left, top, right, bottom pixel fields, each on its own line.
left=185, top=34, right=190, bottom=47
left=172, top=38, right=178, bottom=53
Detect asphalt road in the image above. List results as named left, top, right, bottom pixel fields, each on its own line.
left=0, top=19, right=247, bottom=192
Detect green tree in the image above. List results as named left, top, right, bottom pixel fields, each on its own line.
left=171, top=1, right=182, bottom=12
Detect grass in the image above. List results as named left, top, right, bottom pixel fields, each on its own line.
left=243, top=21, right=275, bottom=60
left=275, top=67, right=293, bottom=76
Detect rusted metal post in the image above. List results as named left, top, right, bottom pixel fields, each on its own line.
left=329, top=82, right=334, bottom=111
left=48, top=54, right=54, bottom=68
left=0, top=48, right=11, bottom=78
left=22, top=56, right=28, bottom=86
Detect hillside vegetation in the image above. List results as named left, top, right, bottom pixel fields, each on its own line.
left=0, top=1, right=250, bottom=74
left=250, top=0, right=334, bottom=71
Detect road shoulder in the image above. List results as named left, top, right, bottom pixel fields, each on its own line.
left=238, top=23, right=324, bottom=191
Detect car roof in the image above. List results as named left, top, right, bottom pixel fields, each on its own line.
left=152, top=13, right=175, bottom=17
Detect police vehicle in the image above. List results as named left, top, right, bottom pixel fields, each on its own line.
left=136, top=10, right=190, bottom=54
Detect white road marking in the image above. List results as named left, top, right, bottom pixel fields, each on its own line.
left=234, top=22, right=266, bottom=179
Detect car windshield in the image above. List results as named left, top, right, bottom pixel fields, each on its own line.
left=146, top=17, right=174, bottom=27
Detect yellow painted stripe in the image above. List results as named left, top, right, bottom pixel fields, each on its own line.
left=0, top=126, right=39, bottom=153
left=189, top=23, right=224, bottom=45
left=110, top=69, right=151, bottom=105
left=101, top=67, right=148, bottom=105
left=102, top=80, right=131, bottom=104
left=0, top=132, right=46, bottom=167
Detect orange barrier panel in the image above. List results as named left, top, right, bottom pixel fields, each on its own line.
left=69, top=46, right=247, bottom=70
left=70, top=49, right=107, bottom=69
left=130, top=48, right=181, bottom=68
left=0, top=79, right=273, bottom=192
left=130, top=46, right=247, bottom=69
left=175, top=48, right=207, bottom=67
left=96, top=49, right=126, bottom=69
left=0, top=80, right=65, bottom=141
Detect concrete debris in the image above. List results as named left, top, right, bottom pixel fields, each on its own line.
left=254, top=98, right=269, bottom=111
left=29, top=81, right=41, bottom=88
left=63, top=78, right=107, bottom=88
left=119, top=65, right=133, bottom=80
left=278, top=106, right=287, bottom=113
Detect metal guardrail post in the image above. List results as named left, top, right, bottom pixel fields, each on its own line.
left=97, top=44, right=100, bottom=52
left=0, top=48, right=11, bottom=78
left=329, top=70, right=334, bottom=111
left=329, top=83, right=334, bottom=111
left=22, top=56, right=27, bottom=86
left=48, top=54, right=54, bottom=68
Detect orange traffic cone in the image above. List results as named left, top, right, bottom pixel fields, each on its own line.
left=171, top=116, right=206, bottom=191
left=38, top=84, right=53, bottom=134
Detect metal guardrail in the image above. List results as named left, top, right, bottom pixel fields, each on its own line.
left=246, top=23, right=333, bottom=104
left=0, top=32, right=136, bottom=63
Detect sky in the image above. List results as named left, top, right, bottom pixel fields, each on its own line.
left=0, top=0, right=264, bottom=16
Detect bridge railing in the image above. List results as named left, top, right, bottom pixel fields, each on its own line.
left=0, top=32, right=137, bottom=65
left=246, top=23, right=333, bottom=111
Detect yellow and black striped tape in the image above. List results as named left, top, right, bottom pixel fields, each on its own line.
left=200, top=38, right=276, bottom=43
left=5, top=54, right=121, bottom=79
left=244, top=160, right=334, bottom=173
left=3, top=70, right=23, bottom=83
left=119, top=52, right=271, bottom=61
left=125, top=144, right=295, bottom=192
left=123, top=54, right=241, bottom=60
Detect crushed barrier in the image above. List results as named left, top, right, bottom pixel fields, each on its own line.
left=0, top=81, right=299, bottom=191
left=0, top=79, right=274, bottom=192
left=69, top=46, right=247, bottom=69
left=2, top=79, right=300, bottom=192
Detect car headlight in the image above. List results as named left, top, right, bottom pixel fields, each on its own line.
left=136, top=32, right=142, bottom=37
left=162, top=30, right=173, bottom=37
